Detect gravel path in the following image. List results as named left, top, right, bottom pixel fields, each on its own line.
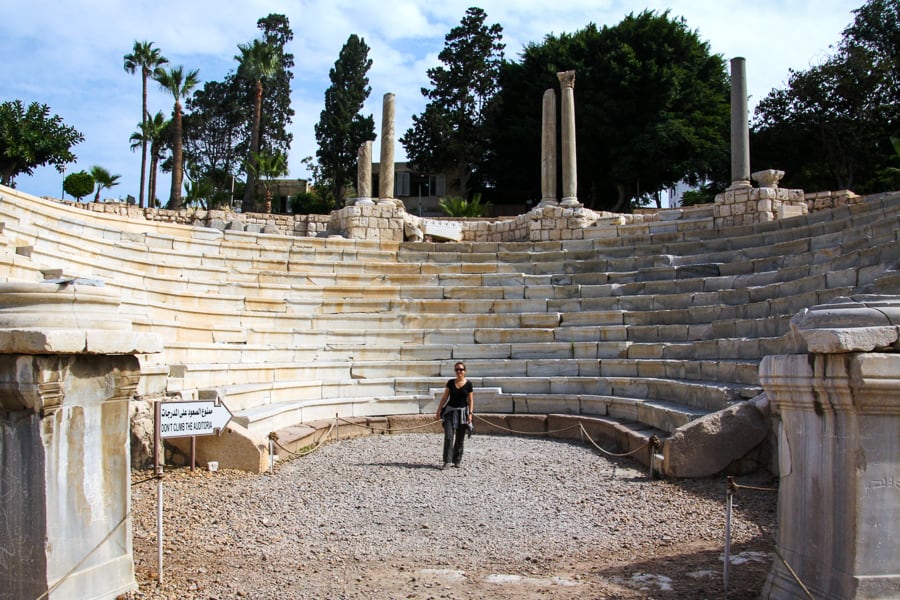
left=130, top=433, right=777, bottom=599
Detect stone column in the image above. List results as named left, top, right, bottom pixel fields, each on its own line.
left=539, top=88, right=558, bottom=208
left=729, top=57, right=751, bottom=189
left=0, top=281, right=160, bottom=600
left=557, top=71, right=580, bottom=208
left=355, top=140, right=374, bottom=206
left=760, top=297, right=900, bottom=599
left=378, top=92, right=395, bottom=202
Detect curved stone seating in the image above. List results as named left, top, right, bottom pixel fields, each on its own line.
left=1, top=186, right=898, bottom=474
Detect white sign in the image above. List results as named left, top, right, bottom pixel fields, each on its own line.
left=159, top=400, right=232, bottom=438
left=423, top=219, right=463, bottom=241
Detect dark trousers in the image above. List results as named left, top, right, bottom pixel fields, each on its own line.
left=442, top=419, right=467, bottom=464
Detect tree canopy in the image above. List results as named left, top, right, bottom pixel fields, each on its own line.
left=63, top=170, right=94, bottom=201
left=0, top=100, right=84, bottom=187
left=401, top=7, right=505, bottom=197
left=486, top=10, right=730, bottom=210
left=182, top=14, right=295, bottom=212
left=751, top=0, right=900, bottom=193
left=314, top=34, right=376, bottom=206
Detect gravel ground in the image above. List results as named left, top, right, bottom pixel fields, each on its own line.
left=129, top=433, right=778, bottom=599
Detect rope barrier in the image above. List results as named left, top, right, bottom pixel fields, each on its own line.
left=34, top=511, right=130, bottom=600
left=269, top=421, right=336, bottom=458
left=472, top=414, right=583, bottom=436
left=774, top=548, right=816, bottom=600
left=131, top=473, right=161, bottom=487
left=335, top=415, right=442, bottom=433
left=724, top=476, right=785, bottom=595
left=578, top=423, right=655, bottom=458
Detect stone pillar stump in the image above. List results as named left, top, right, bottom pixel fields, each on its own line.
left=760, top=296, right=900, bottom=599
left=0, top=281, right=160, bottom=599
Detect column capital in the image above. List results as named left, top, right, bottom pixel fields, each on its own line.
left=557, top=70, right=575, bottom=89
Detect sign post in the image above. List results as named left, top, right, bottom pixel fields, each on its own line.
left=154, top=398, right=232, bottom=583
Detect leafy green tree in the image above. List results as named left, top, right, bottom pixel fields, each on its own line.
left=236, top=39, right=280, bottom=209
left=401, top=7, right=504, bottom=197
left=123, top=40, right=168, bottom=207
left=90, top=165, right=121, bottom=202
left=254, top=14, right=295, bottom=157
left=314, top=34, right=376, bottom=206
left=292, top=189, right=333, bottom=215
left=439, top=193, right=491, bottom=217
left=0, top=100, right=84, bottom=187
left=487, top=11, right=730, bottom=211
left=63, top=170, right=94, bottom=201
left=183, top=79, right=245, bottom=202
left=154, top=66, right=200, bottom=208
left=752, top=0, right=899, bottom=193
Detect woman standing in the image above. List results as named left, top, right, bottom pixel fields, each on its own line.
left=435, top=361, right=474, bottom=469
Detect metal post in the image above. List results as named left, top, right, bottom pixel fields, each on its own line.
left=724, top=476, right=734, bottom=592
left=154, top=400, right=164, bottom=585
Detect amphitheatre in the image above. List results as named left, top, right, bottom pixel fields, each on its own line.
left=2, top=65, right=899, bottom=599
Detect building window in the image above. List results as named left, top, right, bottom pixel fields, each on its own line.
left=395, top=171, right=410, bottom=197
left=433, top=174, right=446, bottom=196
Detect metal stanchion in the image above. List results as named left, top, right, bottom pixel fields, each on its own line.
left=724, top=476, right=735, bottom=592
left=154, top=400, right=164, bottom=585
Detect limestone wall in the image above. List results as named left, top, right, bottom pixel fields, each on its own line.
left=713, top=186, right=808, bottom=227
left=48, top=186, right=862, bottom=243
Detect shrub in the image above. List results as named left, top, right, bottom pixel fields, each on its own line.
left=292, top=190, right=334, bottom=215
left=63, top=171, right=94, bottom=201
left=438, top=193, right=491, bottom=217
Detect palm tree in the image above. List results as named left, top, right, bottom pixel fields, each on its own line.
left=236, top=40, right=279, bottom=209
left=129, top=111, right=169, bottom=207
left=247, top=151, right=288, bottom=213
left=153, top=66, right=200, bottom=208
left=89, top=165, right=121, bottom=202
left=123, top=41, right=168, bottom=208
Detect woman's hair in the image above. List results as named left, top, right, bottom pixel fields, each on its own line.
left=454, top=362, right=466, bottom=370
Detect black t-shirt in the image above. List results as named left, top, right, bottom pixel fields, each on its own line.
left=445, top=379, right=473, bottom=408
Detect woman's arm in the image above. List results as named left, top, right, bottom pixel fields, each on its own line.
left=467, top=390, right=474, bottom=423
left=436, top=387, right=449, bottom=418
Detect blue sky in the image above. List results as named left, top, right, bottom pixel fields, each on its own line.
left=1, top=0, right=862, bottom=201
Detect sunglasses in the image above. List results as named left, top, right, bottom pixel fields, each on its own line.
left=455, top=367, right=465, bottom=372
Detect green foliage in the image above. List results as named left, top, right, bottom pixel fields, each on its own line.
left=438, top=193, right=491, bottom=217
left=247, top=150, right=288, bottom=212
left=751, top=0, right=900, bottom=193
left=291, top=190, right=334, bottom=215
left=401, top=7, right=504, bottom=197
left=314, top=34, right=376, bottom=206
left=237, top=38, right=280, bottom=209
left=486, top=11, right=730, bottom=211
left=63, top=170, right=94, bottom=200
left=0, top=100, right=84, bottom=187
left=184, top=79, right=245, bottom=199
left=89, top=165, right=121, bottom=201
left=123, top=40, right=168, bottom=207
left=154, top=66, right=201, bottom=208
left=252, top=14, right=295, bottom=157
left=130, top=111, right=170, bottom=208
left=680, top=184, right=719, bottom=206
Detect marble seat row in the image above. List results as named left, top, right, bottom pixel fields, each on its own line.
left=1, top=188, right=898, bottom=465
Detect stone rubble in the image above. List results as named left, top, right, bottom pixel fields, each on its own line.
left=128, top=433, right=777, bottom=599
